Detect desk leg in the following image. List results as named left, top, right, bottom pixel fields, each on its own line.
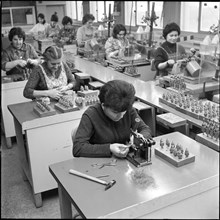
left=5, top=137, right=13, bottom=148
left=58, top=184, right=72, bottom=218
left=33, top=193, right=43, bottom=208
left=13, top=117, right=43, bottom=207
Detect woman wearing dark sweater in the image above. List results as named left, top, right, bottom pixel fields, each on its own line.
left=154, top=22, right=187, bottom=77
left=73, top=80, right=152, bottom=158
left=23, top=45, right=76, bottom=100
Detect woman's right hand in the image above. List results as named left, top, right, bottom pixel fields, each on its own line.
left=16, top=59, right=27, bottom=68
left=47, top=89, right=63, bottom=100
left=110, top=143, right=130, bottom=158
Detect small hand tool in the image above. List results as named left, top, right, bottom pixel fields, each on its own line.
left=91, top=159, right=117, bottom=169
left=69, top=169, right=116, bottom=191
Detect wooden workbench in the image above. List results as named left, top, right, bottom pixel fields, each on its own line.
left=49, top=132, right=219, bottom=219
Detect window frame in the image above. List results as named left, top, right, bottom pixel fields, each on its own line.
left=89, top=1, right=114, bottom=23
left=2, top=6, right=36, bottom=28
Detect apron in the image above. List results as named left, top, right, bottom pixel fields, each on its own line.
left=39, top=63, right=67, bottom=90
left=157, top=46, right=184, bottom=77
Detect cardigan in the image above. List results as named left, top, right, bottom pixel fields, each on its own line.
left=23, top=61, right=76, bottom=99
left=73, top=103, right=152, bottom=157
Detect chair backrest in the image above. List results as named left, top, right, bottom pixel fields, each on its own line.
left=71, top=126, right=78, bottom=144
left=150, top=59, right=156, bottom=71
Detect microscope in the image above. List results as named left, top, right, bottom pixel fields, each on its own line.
left=126, top=129, right=156, bottom=167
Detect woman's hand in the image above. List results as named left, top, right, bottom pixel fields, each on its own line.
left=27, top=58, right=39, bottom=66
left=167, top=59, right=175, bottom=67
left=16, top=59, right=27, bottom=68
left=47, top=88, right=63, bottom=100
left=110, top=143, right=130, bottom=158
left=57, top=85, right=69, bottom=93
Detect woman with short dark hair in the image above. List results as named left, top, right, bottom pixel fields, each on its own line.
left=76, top=13, right=96, bottom=47
left=104, top=24, right=129, bottom=59
left=23, top=45, right=77, bottom=100
left=154, top=22, right=187, bottom=77
left=72, top=79, right=152, bottom=158
left=58, top=16, right=76, bottom=45
left=2, top=27, right=40, bottom=76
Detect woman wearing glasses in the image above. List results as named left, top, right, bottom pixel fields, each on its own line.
left=23, top=45, right=76, bottom=100
left=104, top=24, right=130, bottom=60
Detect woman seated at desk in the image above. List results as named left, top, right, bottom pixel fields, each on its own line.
left=1, top=27, right=40, bottom=77
left=104, top=24, right=130, bottom=60
left=46, top=12, right=61, bottom=39
left=154, top=22, right=187, bottom=77
left=57, top=16, right=76, bottom=45
left=72, top=79, right=152, bottom=158
left=76, top=13, right=96, bottom=48
left=28, top=13, right=49, bottom=39
left=23, top=45, right=76, bottom=100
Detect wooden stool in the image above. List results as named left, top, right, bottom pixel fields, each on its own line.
left=88, top=81, right=104, bottom=90
left=195, top=133, right=219, bottom=152
left=156, top=112, right=189, bottom=136
left=133, top=101, right=156, bottom=137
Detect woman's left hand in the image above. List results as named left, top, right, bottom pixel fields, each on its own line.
left=57, top=86, right=69, bottom=93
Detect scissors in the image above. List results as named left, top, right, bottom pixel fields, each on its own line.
left=91, top=159, right=117, bottom=169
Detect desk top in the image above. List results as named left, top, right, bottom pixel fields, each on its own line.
left=1, top=78, right=27, bottom=90
left=8, top=101, right=85, bottom=130
left=49, top=132, right=219, bottom=218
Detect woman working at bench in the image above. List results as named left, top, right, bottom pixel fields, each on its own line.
left=23, top=45, right=76, bottom=100
left=72, top=80, right=152, bottom=158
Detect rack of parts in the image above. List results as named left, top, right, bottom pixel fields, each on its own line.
left=159, top=91, right=219, bottom=123
left=54, top=96, right=80, bottom=113
left=154, top=138, right=195, bottom=167
left=33, top=101, right=56, bottom=117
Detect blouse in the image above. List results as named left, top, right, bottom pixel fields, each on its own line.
left=104, top=36, right=130, bottom=59
left=28, top=23, right=50, bottom=38
left=46, top=23, right=61, bottom=38
left=58, top=26, right=76, bottom=45
left=76, top=25, right=96, bottom=45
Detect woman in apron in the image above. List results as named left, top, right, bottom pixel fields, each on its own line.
left=23, top=45, right=76, bottom=100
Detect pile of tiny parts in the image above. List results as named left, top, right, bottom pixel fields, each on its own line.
left=130, top=168, right=155, bottom=188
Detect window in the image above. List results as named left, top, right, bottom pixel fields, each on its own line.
left=201, top=2, right=219, bottom=32
left=125, top=1, right=163, bottom=29
left=66, top=1, right=83, bottom=21
left=2, top=6, right=36, bottom=28
left=181, top=2, right=219, bottom=33
left=89, top=1, right=114, bottom=22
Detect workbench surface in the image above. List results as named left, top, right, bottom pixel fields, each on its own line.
left=49, top=131, right=219, bottom=218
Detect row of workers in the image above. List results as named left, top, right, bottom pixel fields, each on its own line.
left=2, top=16, right=187, bottom=79
left=1, top=18, right=188, bottom=158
